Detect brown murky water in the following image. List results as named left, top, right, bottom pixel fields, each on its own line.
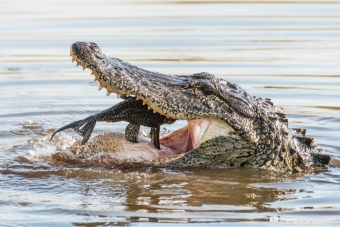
left=1, top=0, right=340, bottom=226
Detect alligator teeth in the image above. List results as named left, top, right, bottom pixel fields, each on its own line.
left=98, top=85, right=103, bottom=91
left=117, top=94, right=121, bottom=99
left=106, top=91, right=111, bottom=96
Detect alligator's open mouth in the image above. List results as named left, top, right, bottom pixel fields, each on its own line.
left=66, top=42, right=237, bottom=161
left=62, top=117, right=235, bottom=163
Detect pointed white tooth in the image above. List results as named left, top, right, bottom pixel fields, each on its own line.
left=106, top=91, right=111, bottom=96
left=76, top=63, right=79, bottom=66
left=148, top=107, right=151, bottom=109
left=91, top=71, right=94, bottom=75
left=117, top=94, right=121, bottom=98
left=98, top=85, right=103, bottom=91
left=83, top=67, right=86, bottom=71
left=136, top=97, right=139, bottom=100
left=143, top=102, right=146, bottom=105
left=72, top=59, right=75, bottom=63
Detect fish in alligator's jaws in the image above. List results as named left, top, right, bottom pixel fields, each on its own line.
left=51, top=41, right=331, bottom=173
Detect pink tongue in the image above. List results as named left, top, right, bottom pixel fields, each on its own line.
left=159, top=119, right=211, bottom=154
left=158, top=126, right=190, bottom=153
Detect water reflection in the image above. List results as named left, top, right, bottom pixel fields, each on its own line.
left=1, top=144, right=340, bottom=225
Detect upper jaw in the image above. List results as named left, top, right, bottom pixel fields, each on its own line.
left=69, top=42, right=225, bottom=120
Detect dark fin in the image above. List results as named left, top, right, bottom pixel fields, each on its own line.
left=125, top=123, right=140, bottom=143
left=150, top=126, right=160, bottom=150
left=50, top=120, right=84, bottom=141
left=295, top=136, right=314, bottom=149
left=313, top=154, right=331, bottom=166
left=292, top=128, right=306, bottom=136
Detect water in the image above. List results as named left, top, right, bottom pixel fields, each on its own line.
left=1, top=0, right=340, bottom=226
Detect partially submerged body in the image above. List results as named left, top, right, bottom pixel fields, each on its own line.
left=51, top=41, right=330, bottom=172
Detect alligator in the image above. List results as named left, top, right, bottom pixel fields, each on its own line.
left=50, top=41, right=331, bottom=172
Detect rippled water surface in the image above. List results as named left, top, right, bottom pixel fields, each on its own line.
left=1, top=0, right=340, bottom=226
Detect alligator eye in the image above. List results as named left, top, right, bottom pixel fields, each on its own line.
left=200, top=86, right=215, bottom=95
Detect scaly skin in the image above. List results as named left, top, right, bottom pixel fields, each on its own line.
left=51, top=96, right=175, bottom=148
left=53, top=41, right=331, bottom=172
